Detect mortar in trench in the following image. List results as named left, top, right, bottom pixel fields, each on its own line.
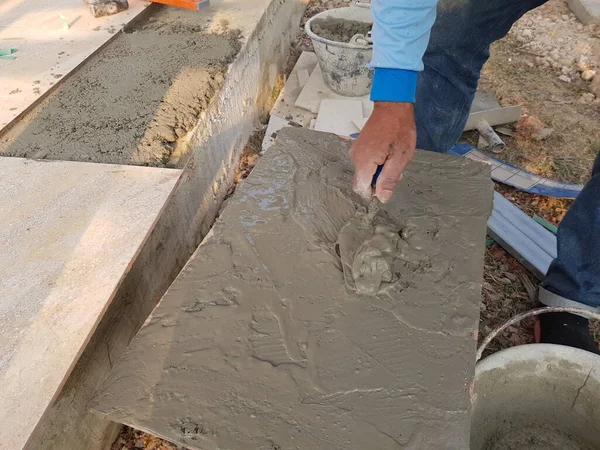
left=0, top=6, right=242, bottom=167
left=471, top=344, right=600, bottom=450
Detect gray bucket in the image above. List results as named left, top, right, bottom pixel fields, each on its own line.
left=305, top=5, right=373, bottom=97
left=472, top=307, right=600, bottom=450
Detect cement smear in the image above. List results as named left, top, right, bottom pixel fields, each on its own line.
left=90, top=128, right=492, bottom=450
left=0, top=7, right=240, bottom=166
left=311, top=18, right=372, bottom=43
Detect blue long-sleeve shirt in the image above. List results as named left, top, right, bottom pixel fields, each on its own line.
left=369, top=0, right=438, bottom=103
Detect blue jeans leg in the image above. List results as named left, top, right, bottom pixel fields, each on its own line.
left=542, top=154, right=600, bottom=309
left=415, top=0, right=547, bottom=153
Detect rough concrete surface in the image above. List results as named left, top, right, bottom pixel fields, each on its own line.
left=21, top=1, right=307, bottom=449
left=91, top=128, right=492, bottom=450
left=0, top=6, right=240, bottom=166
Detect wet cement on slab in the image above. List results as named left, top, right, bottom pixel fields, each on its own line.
left=0, top=6, right=240, bottom=167
left=90, top=128, right=492, bottom=449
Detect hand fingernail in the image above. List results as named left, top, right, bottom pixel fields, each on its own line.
left=377, top=190, right=393, bottom=203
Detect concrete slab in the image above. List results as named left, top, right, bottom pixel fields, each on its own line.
left=0, top=0, right=150, bottom=130
left=18, top=1, right=308, bottom=448
left=0, top=157, right=181, bottom=450
left=568, top=0, right=600, bottom=24
left=90, top=128, right=492, bottom=450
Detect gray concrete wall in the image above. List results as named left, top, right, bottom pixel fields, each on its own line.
left=25, top=1, right=307, bottom=448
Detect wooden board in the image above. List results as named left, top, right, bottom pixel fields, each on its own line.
left=0, top=0, right=150, bottom=130
left=0, top=157, right=181, bottom=450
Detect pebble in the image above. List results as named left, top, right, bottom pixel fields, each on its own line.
left=522, top=29, right=532, bottom=38
left=558, top=74, right=571, bottom=83
left=134, top=440, right=143, bottom=449
left=579, top=93, right=596, bottom=104
left=582, top=70, right=596, bottom=81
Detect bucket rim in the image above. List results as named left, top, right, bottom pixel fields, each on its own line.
left=305, top=10, right=373, bottom=51
left=475, top=343, right=600, bottom=377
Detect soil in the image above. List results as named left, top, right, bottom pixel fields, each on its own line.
left=0, top=6, right=241, bottom=167
left=311, top=17, right=371, bottom=43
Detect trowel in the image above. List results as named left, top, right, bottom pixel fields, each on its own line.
left=338, top=165, right=395, bottom=295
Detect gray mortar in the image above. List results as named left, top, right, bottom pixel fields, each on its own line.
left=311, top=17, right=371, bottom=43
left=0, top=7, right=241, bottom=167
left=90, top=128, right=493, bottom=450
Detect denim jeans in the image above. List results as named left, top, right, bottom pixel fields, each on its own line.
left=415, top=0, right=600, bottom=309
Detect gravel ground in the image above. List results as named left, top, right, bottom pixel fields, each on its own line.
left=113, top=1, right=600, bottom=447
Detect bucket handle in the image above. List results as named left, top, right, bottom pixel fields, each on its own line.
left=351, top=0, right=371, bottom=8
left=476, top=306, right=600, bottom=362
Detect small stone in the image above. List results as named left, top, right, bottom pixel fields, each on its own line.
left=522, top=29, right=532, bottom=38
left=561, top=66, right=570, bottom=75
left=561, top=14, right=569, bottom=21
left=516, top=115, right=553, bottom=141
left=134, top=439, right=143, bottom=449
left=558, top=75, right=571, bottom=83
left=526, top=61, right=534, bottom=68
left=516, top=35, right=527, bottom=43
left=582, top=70, right=596, bottom=81
left=577, top=55, right=593, bottom=71
left=578, top=93, right=596, bottom=104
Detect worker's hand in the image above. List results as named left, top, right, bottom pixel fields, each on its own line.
left=349, top=102, right=416, bottom=203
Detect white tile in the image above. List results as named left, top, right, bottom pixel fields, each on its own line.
left=352, top=117, right=368, bottom=131
left=506, top=173, right=537, bottom=190
left=491, top=166, right=516, bottom=181
left=297, top=69, right=310, bottom=88
left=271, top=52, right=319, bottom=127
left=314, top=99, right=363, bottom=136
left=0, top=158, right=181, bottom=449
left=294, top=64, right=371, bottom=114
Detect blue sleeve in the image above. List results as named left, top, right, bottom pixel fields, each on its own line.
left=369, top=0, right=438, bottom=103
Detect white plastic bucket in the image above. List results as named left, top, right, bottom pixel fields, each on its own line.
left=305, top=5, right=373, bottom=96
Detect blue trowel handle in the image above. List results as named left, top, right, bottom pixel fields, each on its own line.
left=372, top=165, right=383, bottom=187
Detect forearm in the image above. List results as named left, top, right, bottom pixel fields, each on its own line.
left=370, top=0, right=438, bottom=103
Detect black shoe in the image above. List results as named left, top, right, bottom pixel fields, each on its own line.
left=538, top=312, right=600, bottom=355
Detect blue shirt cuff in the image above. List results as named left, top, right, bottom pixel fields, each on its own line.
left=370, top=68, right=418, bottom=103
